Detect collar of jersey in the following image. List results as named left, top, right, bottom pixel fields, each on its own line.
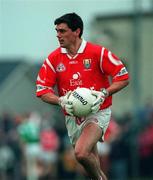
left=61, top=39, right=87, bottom=54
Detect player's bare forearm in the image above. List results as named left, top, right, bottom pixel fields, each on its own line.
left=106, top=79, right=129, bottom=96
left=40, top=92, right=60, bottom=105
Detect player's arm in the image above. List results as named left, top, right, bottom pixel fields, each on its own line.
left=91, top=48, right=130, bottom=113
left=36, top=58, right=74, bottom=115
left=101, top=48, right=129, bottom=96
left=91, top=80, right=129, bottom=114
left=40, top=92, right=60, bottom=105
left=106, top=79, right=129, bottom=96
left=40, top=92, right=74, bottom=116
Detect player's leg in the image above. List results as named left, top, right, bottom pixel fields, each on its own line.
left=74, top=122, right=107, bottom=180
left=92, top=145, right=108, bottom=180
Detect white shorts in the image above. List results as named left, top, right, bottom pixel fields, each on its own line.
left=65, top=108, right=111, bottom=146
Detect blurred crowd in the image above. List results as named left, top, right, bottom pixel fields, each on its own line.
left=0, top=99, right=153, bottom=180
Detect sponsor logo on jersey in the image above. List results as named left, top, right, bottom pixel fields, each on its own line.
left=56, top=63, right=66, bottom=72
left=36, top=85, right=45, bottom=92
left=116, top=67, right=128, bottom=77
left=70, top=72, right=83, bottom=86
left=36, top=85, right=52, bottom=92
left=69, top=61, right=78, bottom=64
left=83, top=59, right=91, bottom=69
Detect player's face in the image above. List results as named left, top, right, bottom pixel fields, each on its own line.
left=55, top=23, right=79, bottom=48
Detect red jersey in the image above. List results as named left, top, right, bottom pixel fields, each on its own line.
left=36, top=40, right=129, bottom=109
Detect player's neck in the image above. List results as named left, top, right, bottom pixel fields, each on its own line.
left=67, top=38, right=82, bottom=57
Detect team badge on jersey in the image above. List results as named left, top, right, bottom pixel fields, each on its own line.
left=56, top=63, right=66, bottom=72
left=83, top=59, right=91, bottom=69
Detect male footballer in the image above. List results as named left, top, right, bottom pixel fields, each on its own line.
left=36, top=12, right=129, bottom=180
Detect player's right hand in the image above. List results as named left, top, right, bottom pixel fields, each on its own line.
left=91, top=89, right=108, bottom=114
left=58, top=91, right=74, bottom=116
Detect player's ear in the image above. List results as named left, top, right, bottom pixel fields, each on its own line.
left=75, top=28, right=81, bottom=37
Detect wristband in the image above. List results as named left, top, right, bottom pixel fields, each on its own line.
left=101, top=88, right=109, bottom=97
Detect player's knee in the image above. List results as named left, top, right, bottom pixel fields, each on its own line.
left=75, top=148, right=89, bottom=163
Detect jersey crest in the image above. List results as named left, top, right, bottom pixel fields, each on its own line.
left=83, top=59, right=91, bottom=69
left=56, top=63, right=66, bottom=72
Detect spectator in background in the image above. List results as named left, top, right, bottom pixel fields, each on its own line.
left=0, top=112, right=23, bottom=180
left=0, top=112, right=15, bottom=134
left=97, top=117, right=121, bottom=176
left=17, top=112, right=41, bottom=180
left=109, top=113, right=133, bottom=180
left=37, top=118, right=60, bottom=179
left=138, top=100, right=153, bottom=178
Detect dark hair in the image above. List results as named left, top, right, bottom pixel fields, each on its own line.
left=54, top=12, right=83, bottom=38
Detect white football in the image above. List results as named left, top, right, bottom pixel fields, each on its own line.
left=68, top=87, right=96, bottom=117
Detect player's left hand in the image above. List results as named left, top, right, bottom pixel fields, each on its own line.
left=64, top=101, right=74, bottom=116
left=91, top=89, right=109, bottom=114
left=59, top=91, right=74, bottom=116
